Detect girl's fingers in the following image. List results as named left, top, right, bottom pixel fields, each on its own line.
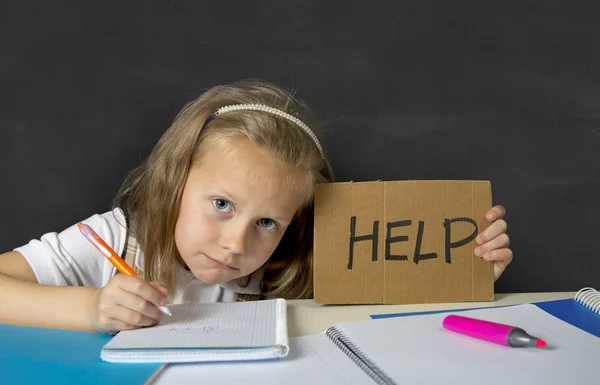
left=117, top=275, right=167, bottom=310
left=476, top=219, right=507, bottom=244
left=97, top=319, right=138, bottom=335
left=480, top=248, right=513, bottom=281
left=107, top=303, right=161, bottom=327
left=482, top=248, right=513, bottom=264
left=114, top=290, right=165, bottom=321
left=486, top=205, right=506, bottom=221
left=94, top=275, right=166, bottom=334
left=493, top=252, right=513, bottom=280
left=149, top=281, right=169, bottom=297
left=480, top=205, right=512, bottom=281
left=474, top=233, right=510, bottom=257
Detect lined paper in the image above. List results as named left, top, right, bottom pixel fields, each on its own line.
left=152, top=335, right=375, bottom=385
left=105, top=299, right=282, bottom=349
left=101, top=299, right=289, bottom=363
left=335, top=304, right=600, bottom=385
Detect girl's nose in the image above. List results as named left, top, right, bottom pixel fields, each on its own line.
left=220, top=221, right=250, bottom=255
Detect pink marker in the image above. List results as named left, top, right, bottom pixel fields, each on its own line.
left=443, top=314, right=547, bottom=348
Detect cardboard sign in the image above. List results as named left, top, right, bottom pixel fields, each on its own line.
left=313, top=180, right=494, bottom=304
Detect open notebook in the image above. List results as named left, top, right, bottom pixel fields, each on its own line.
left=101, top=298, right=288, bottom=363
left=150, top=289, right=600, bottom=385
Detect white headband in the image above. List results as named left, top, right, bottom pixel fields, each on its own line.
left=212, top=104, right=325, bottom=159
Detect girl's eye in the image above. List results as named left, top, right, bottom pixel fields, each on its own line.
left=212, top=199, right=232, bottom=213
left=258, top=218, right=277, bottom=230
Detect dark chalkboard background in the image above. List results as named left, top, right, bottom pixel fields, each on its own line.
left=1, top=0, right=599, bottom=293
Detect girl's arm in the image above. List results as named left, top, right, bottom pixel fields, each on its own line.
left=2, top=210, right=169, bottom=333
left=0, top=251, right=98, bottom=331
left=0, top=250, right=168, bottom=333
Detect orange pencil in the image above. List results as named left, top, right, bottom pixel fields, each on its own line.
left=77, top=222, right=172, bottom=316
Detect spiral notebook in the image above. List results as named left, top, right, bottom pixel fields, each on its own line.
left=101, top=299, right=289, bottom=363
left=150, top=288, right=600, bottom=385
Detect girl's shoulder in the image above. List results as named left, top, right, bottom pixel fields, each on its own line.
left=101, top=207, right=127, bottom=228
left=94, top=207, right=130, bottom=253
left=14, top=207, right=129, bottom=288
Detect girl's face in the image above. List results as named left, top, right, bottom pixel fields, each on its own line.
left=174, top=136, right=309, bottom=285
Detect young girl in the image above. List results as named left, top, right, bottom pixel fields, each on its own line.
left=0, top=79, right=513, bottom=334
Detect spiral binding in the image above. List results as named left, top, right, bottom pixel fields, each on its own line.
left=574, top=287, right=600, bottom=314
left=325, top=326, right=396, bottom=385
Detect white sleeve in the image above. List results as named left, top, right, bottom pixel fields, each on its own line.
left=14, top=208, right=128, bottom=288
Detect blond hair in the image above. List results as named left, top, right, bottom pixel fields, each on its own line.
left=113, top=79, right=334, bottom=299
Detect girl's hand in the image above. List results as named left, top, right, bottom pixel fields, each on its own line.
left=474, top=205, right=513, bottom=281
left=87, top=274, right=168, bottom=334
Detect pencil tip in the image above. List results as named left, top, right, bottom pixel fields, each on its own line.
left=159, top=306, right=172, bottom=316
left=536, top=339, right=547, bottom=347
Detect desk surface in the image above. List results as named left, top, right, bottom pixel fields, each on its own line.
left=286, top=291, right=576, bottom=337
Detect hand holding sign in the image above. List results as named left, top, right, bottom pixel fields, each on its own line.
left=314, top=180, right=501, bottom=305
left=475, top=205, right=512, bottom=281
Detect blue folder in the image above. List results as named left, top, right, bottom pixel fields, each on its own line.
left=0, top=323, right=162, bottom=385
left=370, top=298, right=600, bottom=338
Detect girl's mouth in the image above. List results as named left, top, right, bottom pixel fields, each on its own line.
left=205, top=254, right=238, bottom=271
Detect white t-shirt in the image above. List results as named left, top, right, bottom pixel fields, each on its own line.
left=15, top=208, right=262, bottom=304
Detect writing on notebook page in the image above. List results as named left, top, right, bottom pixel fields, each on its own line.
left=167, top=325, right=219, bottom=332
left=100, top=299, right=289, bottom=364
left=151, top=307, right=227, bottom=331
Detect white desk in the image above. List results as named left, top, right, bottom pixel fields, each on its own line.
left=286, top=292, right=575, bottom=337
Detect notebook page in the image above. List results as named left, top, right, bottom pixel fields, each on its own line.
left=104, top=299, right=285, bottom=349
left=335, top=304, right=600, bottom=385
left=152, top=335, right=376, bottom=385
